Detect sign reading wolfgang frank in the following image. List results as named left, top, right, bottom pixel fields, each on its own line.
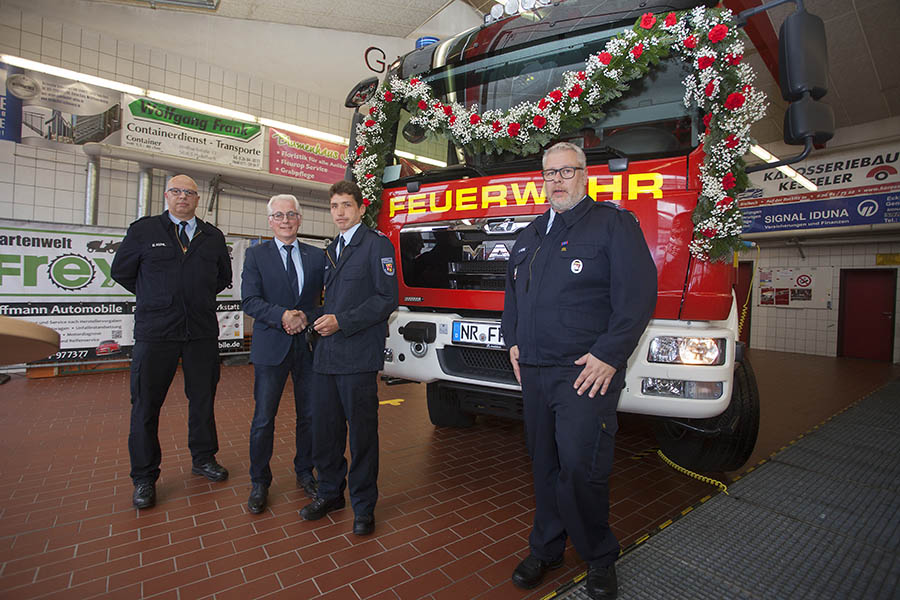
left=122, top=95, right=263, bottom=169
left=739, top=142, right=900, bottom=234
left=0, top=220, right=247, bottom=363
left=268, top=128, right=348, bottom=183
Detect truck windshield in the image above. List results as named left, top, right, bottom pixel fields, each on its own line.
left=392, top=25, right=697, bottom=179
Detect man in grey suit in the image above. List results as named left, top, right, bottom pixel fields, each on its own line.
left=241, top=194, right=325, bottom=514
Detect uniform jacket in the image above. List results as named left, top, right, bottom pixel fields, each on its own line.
left=111, top=211, right=232, bottom=342
left=241, top=239, right=325, bottom=366
left=313, top=224, right=399, bottom=374
left=501, top=196, right=657, bottom=371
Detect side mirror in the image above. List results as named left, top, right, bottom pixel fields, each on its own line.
left=345, top=77, right=380, bottom=109
left=402, top=121, right=426, bottom=144
left=778, top=9, right=827, bottom=101
left=783, top=95, right=834, bottom=146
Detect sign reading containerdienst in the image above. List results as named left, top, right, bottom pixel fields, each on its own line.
left=121, top=95, right=264, bottom=169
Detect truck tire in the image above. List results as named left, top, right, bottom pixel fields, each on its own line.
left=654, top=359, right=760, bottom=472
left=426, top=382, right=475, bottom=428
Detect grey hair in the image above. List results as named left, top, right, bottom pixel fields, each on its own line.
left=267, top=194, right=301, bottom=215
left=543, top=142, right=587, bottom=169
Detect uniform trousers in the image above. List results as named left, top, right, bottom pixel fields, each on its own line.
left=311, top=371, right=379, bottom=516
left=520, top=364, right=621, bottom=568
left=249, top=337, right=315, bottom=487
left=129, top=339, right=221, bottom=484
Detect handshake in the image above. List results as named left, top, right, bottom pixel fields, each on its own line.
left=281, top=309, right=308, bottom=335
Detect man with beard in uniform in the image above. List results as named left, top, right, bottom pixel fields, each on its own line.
left=501, top=142, right=657, bottom=599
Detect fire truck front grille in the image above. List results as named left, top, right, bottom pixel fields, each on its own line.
left=437, top=346, right=517, bottom=385
left=449, top=261, right=508, bottom=275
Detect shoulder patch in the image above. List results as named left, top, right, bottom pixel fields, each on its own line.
left=381, top=256, right=395, bottom=276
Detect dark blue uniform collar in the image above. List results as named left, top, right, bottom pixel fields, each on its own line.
left=537, top=195, right=593, bottom=237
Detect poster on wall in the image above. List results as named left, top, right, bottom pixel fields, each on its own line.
left=121, top=95, right=263, bottom=169
left=268, top=128, right=348, bottom=183
left=739, top=142, right=900, bottom=234
left=0, top=62, right=121, bottom=148
left=757, top=267, right=832, bottom=309
left=0, top=220, right=248, bottom=364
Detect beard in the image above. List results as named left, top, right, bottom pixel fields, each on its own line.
left=548, top=191, right=583, bottom=213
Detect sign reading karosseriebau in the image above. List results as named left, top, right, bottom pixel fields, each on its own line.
left=0, top=220, right=247, bottom=365
left=121, top=95, right=263, bottom=169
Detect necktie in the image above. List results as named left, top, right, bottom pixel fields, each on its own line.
left=337, top=235, right=345, bottom=261
left=284, top=244, right=299, bottom=302
left=178, top=221, right=190, bottom=251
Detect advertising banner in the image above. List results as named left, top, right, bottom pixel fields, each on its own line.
left=268, top=127, right=347, bottom=183
left=122, top=95, right=263, bottom=169
left=1, top=62, right=120, bottom=147
left=0, top=220, right=248, bottom=364
left=739, top=142, right=900, bottom=234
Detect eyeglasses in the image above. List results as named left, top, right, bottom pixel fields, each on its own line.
left=167, top=188, right=199, bottom=198
left=541, top=167, right=584, bottom=181
left=269, top=211, right=300, bottom=222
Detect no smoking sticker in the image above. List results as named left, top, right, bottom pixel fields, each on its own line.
left=796, top=274, right=812, bottom=287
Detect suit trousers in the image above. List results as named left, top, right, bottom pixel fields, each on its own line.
left=520, top=364, right=621, bottom=568
left=249, top=337, right=315, bottom=486
left=129, top=339, right=221, bottom=484
left=312, top=371, right=379, bottom=516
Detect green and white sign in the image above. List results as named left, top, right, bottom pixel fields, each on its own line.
left=122, top=95, right=264, bottom=169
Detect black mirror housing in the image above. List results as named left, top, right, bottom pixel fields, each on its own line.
left=778, top=9, right=828, bottom=101
left=784, top=95, right=834, bottom=146
left=345, top=77, right=380, bottom=109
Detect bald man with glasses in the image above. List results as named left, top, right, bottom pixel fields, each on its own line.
left=112, top=174, right=232, bottom=509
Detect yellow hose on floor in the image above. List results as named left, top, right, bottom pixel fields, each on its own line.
left=657, top=450, right=729, bottom=495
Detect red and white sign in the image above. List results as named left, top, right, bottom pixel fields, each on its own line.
left=268, top=128, right=348, bottom=184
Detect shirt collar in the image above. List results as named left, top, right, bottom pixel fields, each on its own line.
left=167, top=211, right=197, bottom=229
left=274, top=237, right=298, bottom=252
left=340, top=222, right=362, bottom=246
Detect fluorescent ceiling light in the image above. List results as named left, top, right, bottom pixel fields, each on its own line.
left=749, top=144, right=817, bottom=191
left=395, top=149, right=447, bottom=167
left=0, top=54, right=144, bottom=95
left=260, top=118, right=348, bottom=145
left=145, top=91, right=256, bottom=122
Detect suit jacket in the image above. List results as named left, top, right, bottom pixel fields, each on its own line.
left=241, top=239, right=325, bottom=366
left=313, top=225, right=398, bottom=374
left=111, top=211, right=231, bottom=341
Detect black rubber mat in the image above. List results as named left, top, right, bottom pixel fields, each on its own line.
left=558, top=379, right=900, bottom=600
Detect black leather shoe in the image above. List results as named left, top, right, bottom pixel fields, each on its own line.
left=586, top=564, right=618, bottom=599
left=247, top=483, right=268, bottom=514
left=353, top=514, right=375, bottom=536
left=511, top=553, right=564, bottom=589
left=299, top=495, right=345, bottom=521
left=132, top=482, right=156, bottom=509
left=191, top=460, right=229, bottom=482
left=297, top=476, right=318, bottom=498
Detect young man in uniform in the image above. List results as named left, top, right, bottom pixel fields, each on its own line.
left=299, top=180, right=398, bottom=536
left=501, top=143, right=657, bottom=598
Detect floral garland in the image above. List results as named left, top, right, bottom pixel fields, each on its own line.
left=351, top=6, right=767, bottom=262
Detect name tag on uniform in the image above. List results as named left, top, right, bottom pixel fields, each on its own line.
left=151, top=242, right=167, bottom=248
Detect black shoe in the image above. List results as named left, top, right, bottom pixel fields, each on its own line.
left=132, top=482, right=156, bottom=509
left=586, top=564, right=618, bottom=599
left=247, top=483, right=268, bottom=514
left=299, top=495, right=345, bottom=521
left=191, top=460, right=229, bottom=482
left=353, top=514, right=375, bottom=536
left=511, top=553, right=564, bottom=589
left=297, top=476, right=318, bottom=498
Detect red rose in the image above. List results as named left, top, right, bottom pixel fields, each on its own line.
left=725, top=53, right=743, bottom=65
left=722, top=172, right=736, bottom=190
left=508, top=122, right=521, bottom=136
left=702, top=227, right=718, bottom=238
left=703, top=113, right=713, bottom=128
left=538, top=98, right=549, bottom=110
left=742, top=84, right=752, bottom=92
left=684, top=35, right=697, bottom=49
left=708, top=24, right=729, bottom=43
left=577, top=71, right=586, bottom=81
left=704, top=81, right=716, bottom=97
left=725, top=134, right=740, bottom=149
left=449, top=115, right=457, bottom=125
left=698, top=56, right=714, bottom=70
left=417, top=100, right=427, bottom=110
left=365, top=173, right=374, bottom=179
left=443, top=105, right=453, bottom=116
left=664, top=12, right=677, bottom=27
left=368, top=106, right=377, bottom=115
left=631, top=43, right=644, bottom=59
left=492, top=120, right=502, bottom=132
left=716, top=196, right=734, bottom=209
left=569, top=84, right=583, bottom=98
left=363, top=198, right=371, bottom=207
left=355, top=146, right=365, bottom=156
left=724, top=92, right=745, bottom=110
left=598, top=52, right=612, bottom=65
left=639, top=12, right=656, bottom=30
left=470, top=114, right=481, bottom=125
left=364, top=119, right=376, bottom=127
left=549, top=90, right=563, bottom=102
left=410, top=78, right=419, bottom=85
left=533, top=115, right=547, bottom=129
left=384, top=90, right=394, bottom=102
left=433, top=102, right=442, bottom=109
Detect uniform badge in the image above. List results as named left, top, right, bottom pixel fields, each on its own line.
left=381, top=257, right=395, bottom=276
left=513, top=266, right=518, bottom=280
left=571, top=259, right=583, bottom=274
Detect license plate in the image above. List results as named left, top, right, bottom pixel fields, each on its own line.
left=452, top=320, right=505, bottom=347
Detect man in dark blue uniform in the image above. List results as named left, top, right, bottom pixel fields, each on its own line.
left=501, top=143, right=657, bottom=599
left=111, top=174, right=232, bottom=509
left=241, top=194, right=325, bottom=514
left=299, top=180, right=398, bottom=536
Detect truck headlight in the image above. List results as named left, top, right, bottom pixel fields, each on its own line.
left=648, top=336, right=725, bottom=365
left=642, top=378, right=723, bottom=399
